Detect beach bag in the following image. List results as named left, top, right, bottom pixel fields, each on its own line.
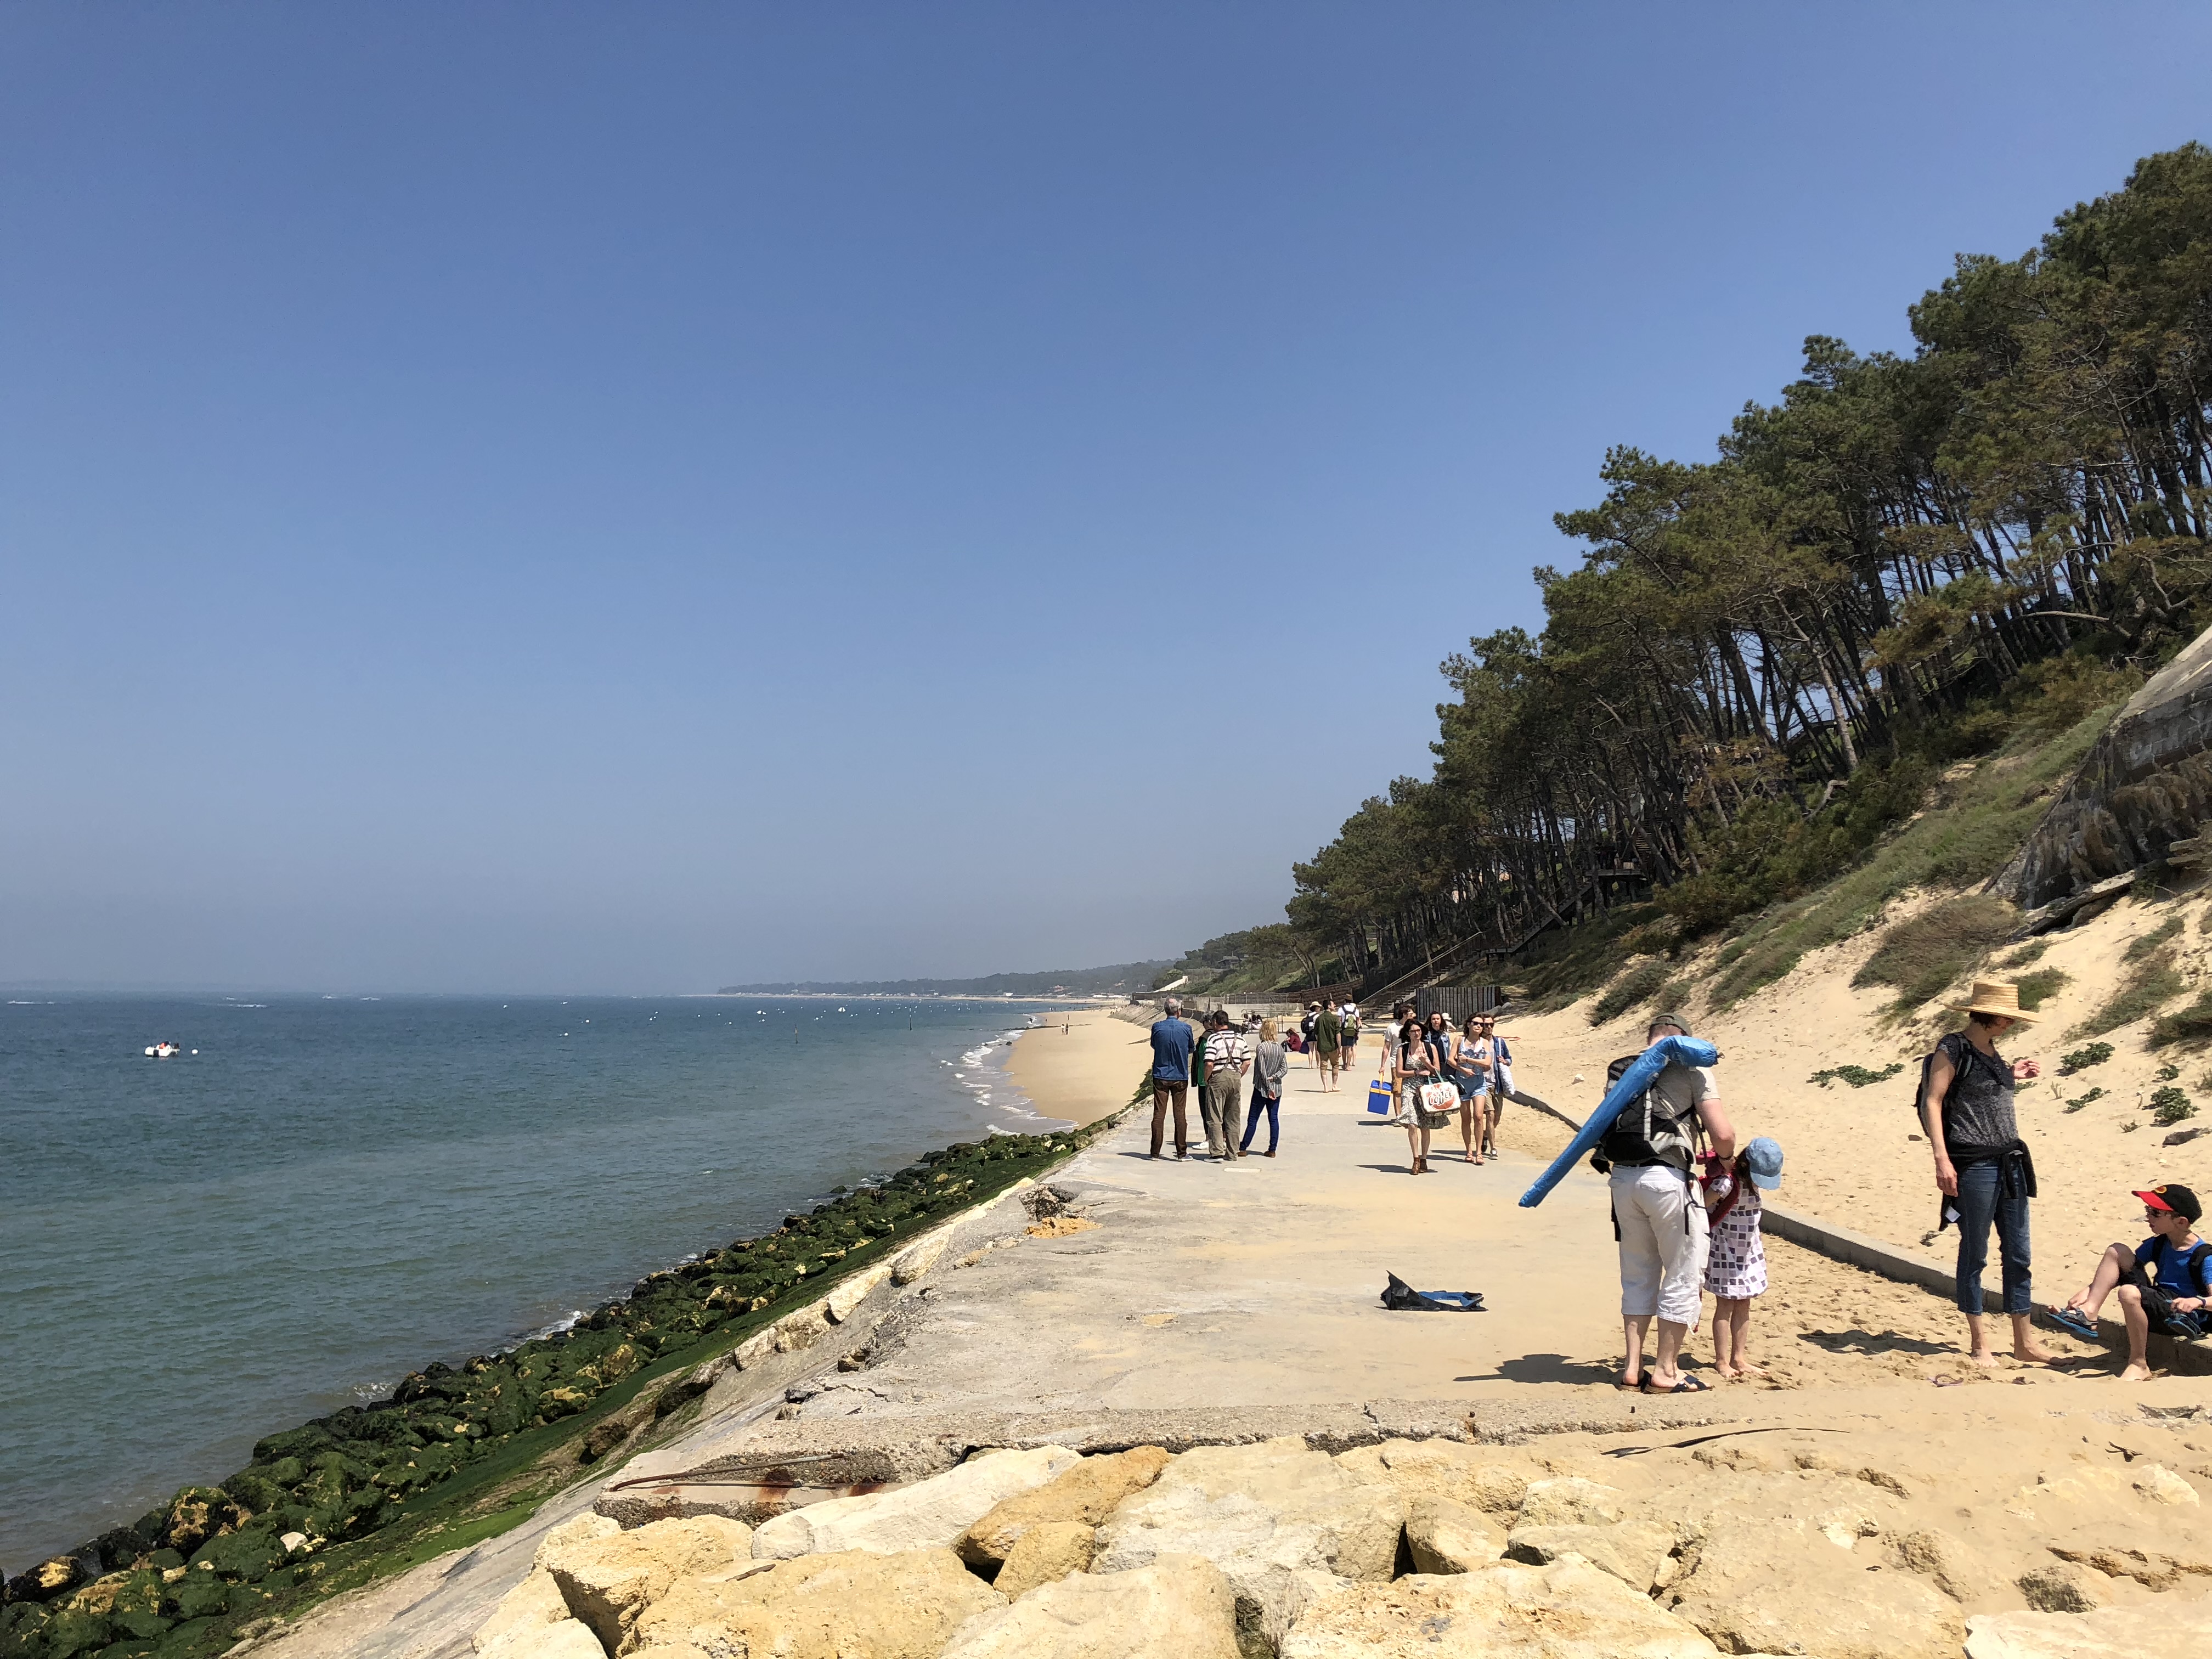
left=1366, top=1077, right=1396, bottom=1116
left=1420, top=1081, right=1459, bottom=1114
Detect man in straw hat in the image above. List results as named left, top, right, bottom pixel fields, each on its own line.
left=1920, top=978, right=2055, bottom=1367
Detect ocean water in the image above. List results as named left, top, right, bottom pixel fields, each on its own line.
left=0, top=994, right=1073, bottom=1570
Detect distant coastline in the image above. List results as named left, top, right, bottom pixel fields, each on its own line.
left=714, top=959, right=1170, bottom=1000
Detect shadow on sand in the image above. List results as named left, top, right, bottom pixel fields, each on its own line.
left=1456, top=1352, right=1620, bottom=1386
left=1798, top=1327, right=1952, bottom=1358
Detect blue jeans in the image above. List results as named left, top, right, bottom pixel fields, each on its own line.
left=1953, top=1159, right=2032, bottom=1315
left=1241, top=1094, right=1280, bottom=1153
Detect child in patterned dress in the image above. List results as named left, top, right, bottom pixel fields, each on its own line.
left=1706, top=1136, right=1784, bottom=1380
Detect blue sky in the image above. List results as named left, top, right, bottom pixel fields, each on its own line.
left=4, top=4, right=2207, bottom=991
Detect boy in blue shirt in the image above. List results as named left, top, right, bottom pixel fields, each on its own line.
left=2052, top=1183, right=2209, bottom=1380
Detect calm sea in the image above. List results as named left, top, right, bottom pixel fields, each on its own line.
left=0, top=994, right=1074, bottom=1569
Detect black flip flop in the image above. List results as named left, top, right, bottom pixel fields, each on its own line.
left=1640, top=1374, right=1712, bottom=1395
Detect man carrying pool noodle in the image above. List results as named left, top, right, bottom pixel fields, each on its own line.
left=1603, top=1013, right=1735, bottom=1394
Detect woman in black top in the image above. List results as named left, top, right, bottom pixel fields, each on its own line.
left=1920, top=979, right=2054, bottom=1368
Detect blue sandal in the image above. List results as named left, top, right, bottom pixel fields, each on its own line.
left=2046, top=1306, right=2100, bottom=1342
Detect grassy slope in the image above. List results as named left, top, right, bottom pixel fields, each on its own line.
left=1701, top=703, right=2119, bottom=1010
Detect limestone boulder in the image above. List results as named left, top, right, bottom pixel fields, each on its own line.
left=473, top=1568, right=568, bottom=1655
left=940, top=1553, right=1240, bottom=1659
left=1513, top=1478, right=1627, bottom=1529
left=629, top=1546, right=1001, bottom=1659
left=1664, top=1517, right=1962, bottom=1659
left=1333, top=1441, right=1530, bottom=1519
left=824, top=1262, right=894, bottom=1323
left=1403, top=1495, right=1503, bottom=1575
left=1506, top=1520, right=1678, bottom=1592
left=2004, top=1462, right=2212, bottom=1587
left=752, top=1446, right=1079, bottom=1559
left=2016, top=1561, right=2106, bottom=1613
left=1895, top=1526, right=2003, bottom=1605
left=488, top=1621, right=607, bottom=1659
left=1093, top=1436, right=1402, bottom=1656
left=1965, top=1591, right=2212, bottom=1657
left=991, top=1521, right=1096, bottom=1600
left=1280, top=1558, right=1721, bottom=1658
left=532, top=1513, right=620, bottom=1571
left=960, top=1447, right=1173, bottom=1566
left=891, top=1231, right=952, bottom=1285
left=544, top=1515, right=752, bottom=1652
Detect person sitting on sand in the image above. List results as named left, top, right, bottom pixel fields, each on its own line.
left=1705, top=1137, right=1784, bottom=1380
left=1919, top=979, right=2055, bottom=1369
left=2052, top=1183, right=2210, bottom=1380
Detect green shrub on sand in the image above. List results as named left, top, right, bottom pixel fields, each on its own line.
left=1852, top=894, right=2016, bottom=1011
left=2072, top=949, right=2186, bottom=1040
left=1589, top=959, right=1671, bottom=1026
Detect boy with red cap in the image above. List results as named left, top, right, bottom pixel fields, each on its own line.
left=2051, top=1183, right=2209, bottom=1380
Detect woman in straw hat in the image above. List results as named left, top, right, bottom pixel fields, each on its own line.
left=1921, top=979, right=2056, bottom=1368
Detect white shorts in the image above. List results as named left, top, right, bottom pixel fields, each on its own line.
left=1612, top=1164, right=1710, bottom=1325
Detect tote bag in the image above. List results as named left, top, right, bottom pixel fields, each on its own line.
left=1366, top=1077, right=1396, bottom=1116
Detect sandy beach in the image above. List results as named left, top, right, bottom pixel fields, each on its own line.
left=1005, top=1006, right=1150, bottom=1127
left=1492, top=886, right=2212, bottom=1316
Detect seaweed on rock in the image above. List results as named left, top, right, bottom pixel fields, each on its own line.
left=0, top=1124, right=1102, bottom=1659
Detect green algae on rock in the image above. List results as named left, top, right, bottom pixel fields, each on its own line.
left=0, top=1126, right=1100, bottom=1659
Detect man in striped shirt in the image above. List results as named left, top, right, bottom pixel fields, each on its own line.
left=1201, top=1010, right=1251, bottom=1161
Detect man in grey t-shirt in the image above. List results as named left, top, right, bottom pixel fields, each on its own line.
left=1604, top=1013, right=1733, bottom=1395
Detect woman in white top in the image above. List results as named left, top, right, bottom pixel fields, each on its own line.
left=1392, top=1015, right=1450, bottom=1175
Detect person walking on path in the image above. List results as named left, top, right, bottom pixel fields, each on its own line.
left=1311, top=1001, right=1342, bottom=1091
left=2054, top=1183, right=2209, bottom=1380
left=1921, top=979, right=2056, bottom=1369
left=1706, top=1137, right=1784, bottom=1380
left=1391, top=1006, right=1450, bottom=1175
left=1429, top=1010, right=1480, bottom=1165
left=1201, top=1010, right=1251, bottom=1160
left=1599, top=1012, right=1735, bottom=1394
left=1466, top=1013, right=1512, bottom=1158
left=1242, top=1018, right=1288, bottom=1156
left=1147, top=997, right=1195, bottom=1160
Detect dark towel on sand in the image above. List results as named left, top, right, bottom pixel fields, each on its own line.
left=1382, top=1272, right=1486, bottom=1312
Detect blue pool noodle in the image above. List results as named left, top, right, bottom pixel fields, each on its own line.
left=1517, top=1034, right=1720, bottom=1208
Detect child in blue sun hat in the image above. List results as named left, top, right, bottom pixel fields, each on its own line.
left=1705, top=1136, right=1784, bottom=1381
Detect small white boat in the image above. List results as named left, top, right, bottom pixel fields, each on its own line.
left=144, top=1041, right=182, bottom=1058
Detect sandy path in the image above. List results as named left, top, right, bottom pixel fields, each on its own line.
left=841, top=1047, right=2136, bottom=1404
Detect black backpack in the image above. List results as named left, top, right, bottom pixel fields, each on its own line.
left=1594, top=1052, right=1701, bottom=1172
left=1914, top=1034, right=2004, bottom=1141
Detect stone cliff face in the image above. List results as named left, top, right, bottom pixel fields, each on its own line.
left=1995, top=623, right=2212, bottom=910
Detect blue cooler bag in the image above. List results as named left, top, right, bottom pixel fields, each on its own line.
left=1367, top=1077, right=1396, bottom=1116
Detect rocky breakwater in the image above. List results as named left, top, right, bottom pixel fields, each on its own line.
left=457, top=1412, right=2212, bottom=1659
left=0, top=1128, right=1097, bottom=1659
